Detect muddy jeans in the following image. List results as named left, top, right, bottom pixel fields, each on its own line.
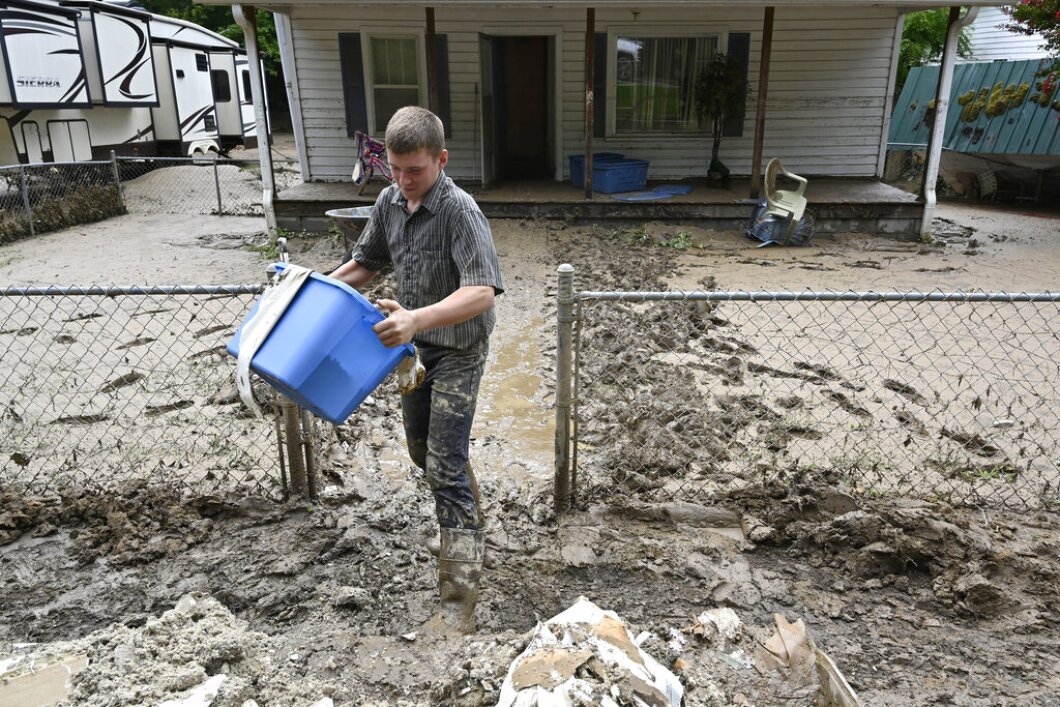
left=401, top=342, right=488, bottom=530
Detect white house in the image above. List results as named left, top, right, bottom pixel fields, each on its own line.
left=201, top=1, right=1006, bottom=188
left=965, top=5, right=1049, bottom=62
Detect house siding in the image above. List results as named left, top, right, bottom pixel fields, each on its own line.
left=966, top=7, right=1048, bottom=63
left=286, top=4, right=900, bottom=181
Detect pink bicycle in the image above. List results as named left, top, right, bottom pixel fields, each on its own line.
left=352, top=130, right=393, bottom=194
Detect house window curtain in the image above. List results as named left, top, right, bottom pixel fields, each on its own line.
left=615, top=35, right=718, bottom=134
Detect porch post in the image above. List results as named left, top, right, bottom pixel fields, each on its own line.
left=584, top=7, right=595, bottom=199
left=233, top=5, right=277, bottom=234
left=426, top=7, right=439, bottom=114
left=749, top=6, right=774, bottom=200
left=920, top=6, right=978, bottom=239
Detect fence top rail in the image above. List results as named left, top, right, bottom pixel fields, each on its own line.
left=0, top=160, right=112, bottom=170
left=114, top=155, right=249, bottom=164
left=113, top=155, right=297, bottom=165
left=0, top=285, right=265, bottom=297
left=576, top=290, right=1060, bottom=303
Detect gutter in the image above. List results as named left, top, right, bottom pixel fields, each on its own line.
left=233, top=4, right=277, bottom=235
left=920, top=5, right=978, bottom=240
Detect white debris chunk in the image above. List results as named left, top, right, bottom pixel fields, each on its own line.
left=689, top=608, right=743, bottom=644
left=497, top=596, right=683, bottom=707
left=157, top=674, right=227, bottom=707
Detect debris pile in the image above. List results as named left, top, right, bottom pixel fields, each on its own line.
left=497, top=596, right=683, bottom=706
left=52, top=593, right=333, bottom=707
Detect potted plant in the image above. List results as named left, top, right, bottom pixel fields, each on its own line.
left=695, top=52, right=748, bottom=188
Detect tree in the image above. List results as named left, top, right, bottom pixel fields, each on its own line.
left=896, top=9, right=972, bottom=99
left=694, top=52, right=747, bottom=186
left=1003, top=1, right=1060, bottom=66
left=136, top=1, right=281, bottom=74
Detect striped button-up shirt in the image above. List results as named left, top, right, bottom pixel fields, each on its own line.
left=351, top=172, right=504, bottom=349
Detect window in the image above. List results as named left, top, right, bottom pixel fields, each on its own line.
left=614, top=35, right=718, bottom=134
left=211, top=70, right=231, bottom=102
left=241, top=70, right=252, bottom=103
left=369, top=35, right=421, bottom=134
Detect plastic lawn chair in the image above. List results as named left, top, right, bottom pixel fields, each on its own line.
left=763, top=158, right=808, bottom=243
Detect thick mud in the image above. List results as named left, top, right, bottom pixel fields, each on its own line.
left=3, top=206, right=1060, bottom=705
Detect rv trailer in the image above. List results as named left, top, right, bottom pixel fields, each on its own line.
left=0, top=0, right=266, bottom=164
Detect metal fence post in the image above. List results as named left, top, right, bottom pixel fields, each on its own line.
left=213, top=159, right=223, bottom=215
left=554, top=263, right=575, bottom=513
left=109, top=151, right=125, bottom=210
left=19, top=165, right=34, bottom=237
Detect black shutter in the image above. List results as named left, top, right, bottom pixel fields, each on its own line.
left=723, top=32, right=750, bottom=138
left=339, top=33, right=367, bottom=138
left=434, top=34, right=452, bottom=138
left=593, top=33, right=607, bottom=138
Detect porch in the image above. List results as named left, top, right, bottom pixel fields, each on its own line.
left=275, top=177, right=923, bottom=239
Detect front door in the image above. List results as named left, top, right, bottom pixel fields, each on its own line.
left=480, top=34, right=551, bottom=184
left=496, top=36, right=550, bottom=180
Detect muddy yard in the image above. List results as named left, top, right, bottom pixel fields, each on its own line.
left=1, top=202, right=1059, bottom=706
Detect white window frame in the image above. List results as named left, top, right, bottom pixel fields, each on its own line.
left=362, top=29, right=428, bottom=136
left=607, top=27, right=727, bottom=138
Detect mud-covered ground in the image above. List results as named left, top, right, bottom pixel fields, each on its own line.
left=2, top=203, right=1060, bottom=705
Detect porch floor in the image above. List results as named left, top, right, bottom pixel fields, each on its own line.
left=275, top=176, right=923, bottom=238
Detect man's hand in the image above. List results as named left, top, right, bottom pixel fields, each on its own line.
left=373, top=299, right=419, bottom=347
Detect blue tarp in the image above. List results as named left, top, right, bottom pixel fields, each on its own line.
left=610, top=184, right=694, bottom=202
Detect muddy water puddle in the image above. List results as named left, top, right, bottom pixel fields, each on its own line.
left=477, top=316, right=554, bottom=481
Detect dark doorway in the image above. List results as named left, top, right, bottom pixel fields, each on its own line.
left=494, top=36, right=550, bottom=180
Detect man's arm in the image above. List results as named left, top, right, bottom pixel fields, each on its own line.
left=372, top=285, right=495, bottom=348
left=329, top=258, right=378, bottom=290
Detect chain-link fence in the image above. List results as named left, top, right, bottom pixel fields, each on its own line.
left=115, top=156, right=300, bottom=217
left=0, top=161, right=125, bottom=244
left=0, top=155, right=301, bottom=244
left=0, top=285, right=290, bottom=496
left=554, top=271, right=1060, bottom=511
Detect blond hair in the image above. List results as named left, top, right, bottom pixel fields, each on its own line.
left=385, top=106, right=445, bottom=157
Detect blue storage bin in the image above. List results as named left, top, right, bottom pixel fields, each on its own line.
left=568, top=153, right=625, bottom=188
left=227, top=268, right=414, bottom=423
left=570, top=156, right=649, bottom=193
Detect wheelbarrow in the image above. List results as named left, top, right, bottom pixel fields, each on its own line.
left=325, top=205, right=373, bottom=264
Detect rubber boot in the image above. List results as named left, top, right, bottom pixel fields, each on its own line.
left=421, top=527, right=485, bottom=636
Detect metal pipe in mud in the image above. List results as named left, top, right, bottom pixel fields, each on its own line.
left=554, top=263, right=575, bottom=514
left=301, top=408, right=318, bottom=500
left=281, top=396, right=307, bottom=496
left=274, top=411, right=288, bottom=493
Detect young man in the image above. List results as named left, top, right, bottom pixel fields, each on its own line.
left=329, top=106, right=504, bottom=635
